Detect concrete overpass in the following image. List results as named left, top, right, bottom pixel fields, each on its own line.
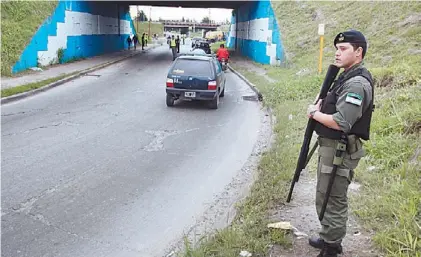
left=163, top=21, right=220, bottom=35
left=11, top=0, right=285, bottom=74
left=118, top=1, right=248, bottom=9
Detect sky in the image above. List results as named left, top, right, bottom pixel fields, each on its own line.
left=129, top=5, right=232, bottom=22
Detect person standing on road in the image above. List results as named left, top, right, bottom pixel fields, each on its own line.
left=141, top=33, right=145, bottom=50
left=127, top=35, right=132, bottom=50
left=306, top=30, right=374, bottom=257
left=170, top=35, right=177, bottom=61
left=133, top=34, right=138, bottom=50
left=175, top=35, right=180, bottom=53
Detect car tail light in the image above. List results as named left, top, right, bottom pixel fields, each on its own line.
left=166, top=78, right=174, bottom=87
left=208, top=81, right=217, bottom=90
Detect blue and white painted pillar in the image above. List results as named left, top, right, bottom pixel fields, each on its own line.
left=227, top=1, right=285, bottom=65
left=12, top=0, right=136, bottom=74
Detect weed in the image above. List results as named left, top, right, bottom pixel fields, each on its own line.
left=57, top=47, right=64, bottom=64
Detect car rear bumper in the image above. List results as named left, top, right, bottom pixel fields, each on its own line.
left=166, top=88, right=217, bottom=100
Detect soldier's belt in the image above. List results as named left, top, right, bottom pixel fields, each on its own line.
left=318, top=136, right=361, bottom=155
left=317, top=137, right=337, bottom=147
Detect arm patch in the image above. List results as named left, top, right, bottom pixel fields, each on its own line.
left=345, top=92, right=363, bottom=106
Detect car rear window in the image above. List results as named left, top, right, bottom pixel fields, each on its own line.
left=171, top=59, right=212, bottom=77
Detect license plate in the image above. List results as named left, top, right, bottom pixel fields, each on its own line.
left=185, top=92, right=196, bottom=97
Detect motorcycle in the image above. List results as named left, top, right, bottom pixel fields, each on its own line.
left=220, top=58, right=228, bottom=71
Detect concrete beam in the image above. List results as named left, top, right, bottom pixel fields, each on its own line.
left=118, top=1, right=251, bottom=9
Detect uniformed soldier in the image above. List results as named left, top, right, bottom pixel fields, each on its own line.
left=306, top=30, right=374, bottom=257
left=175, top=35, right=180, bottom=53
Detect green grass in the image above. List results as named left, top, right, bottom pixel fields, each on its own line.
left=1, top=0, right=58, bottom=76
left=210, top=41, right=226, bottom=53
left=180, top=1, right=421, bottom=257
left=134, top=22, right=163, bottom=40
left=1, top=73, right=74, bottom=98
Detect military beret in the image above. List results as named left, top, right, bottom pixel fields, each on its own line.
left=334, top=30, right=367, bottom=57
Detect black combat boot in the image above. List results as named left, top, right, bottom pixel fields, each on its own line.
left=309, top=236, right=324, bottom=249
left=309, top=237, right=343, bottom=253
left=316, top=243, right=342, bottom=257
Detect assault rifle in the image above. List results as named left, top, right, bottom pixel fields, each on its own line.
left=286, top=64, right=340, bottom=203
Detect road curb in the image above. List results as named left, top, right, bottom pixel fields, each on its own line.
left=227, top=65, right=263, bottom=102
left=1, top=45, right=160, bottom=105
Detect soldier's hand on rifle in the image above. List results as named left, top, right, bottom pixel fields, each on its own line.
left=313, top=93, right=320, bottom=104
left=307, top=99, right=322, bottom=119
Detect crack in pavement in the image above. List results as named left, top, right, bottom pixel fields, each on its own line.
left=141, top=124, right=226, bottom=152
left=10, top=208, right=142, bottom=254
left=1, top=111, right=27, bottom=117
left=56, top=111, right=71, bottom=116
left=5, top=165, right=102, bottom=217
left=2, top=121, right=81, bottom=137
left=2, top=109, right=45, bottom=117
left=4, top=163, right=144, bottom=253
left=142, top=130, right=179, bottom=152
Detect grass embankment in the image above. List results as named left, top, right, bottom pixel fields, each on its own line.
left=1, top=1, right=58, bottom=76
left=181, top=1, right=421, bottom=257
left=134, top=22, right=163, bottom=39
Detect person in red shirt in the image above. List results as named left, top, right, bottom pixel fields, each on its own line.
left=216, top=44, right=230, bottom=63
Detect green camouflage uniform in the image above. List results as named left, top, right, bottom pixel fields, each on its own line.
left=316, top=62, right=372, bottom=244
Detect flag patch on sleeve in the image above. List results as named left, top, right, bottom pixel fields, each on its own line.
left=345, top=92, right=363, bottom=106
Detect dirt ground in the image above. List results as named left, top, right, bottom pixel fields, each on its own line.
left=267, top=171, right=381, bottom=257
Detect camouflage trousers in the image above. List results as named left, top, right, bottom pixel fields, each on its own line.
left=315, top=137, right=365, bottom=244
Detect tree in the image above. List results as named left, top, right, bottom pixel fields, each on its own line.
left=201, top=16, right=210, bottom=23
left=137, top=10, right=148, bottom=22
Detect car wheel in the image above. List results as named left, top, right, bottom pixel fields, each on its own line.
left=219, top=86, right=225, bottom=97
left=166, top=93, right=175, bottom=107
left=210, top=93, right=219, bottom=109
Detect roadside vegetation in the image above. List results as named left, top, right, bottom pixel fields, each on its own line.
left=1, top=73, right=77, bottom=98
left=181, top=1, right=420, bottom=257
left=1, top=0, right=58, bottom=76
left=134, top=21, right=164, bottom=39
left=210, top=41, right=226, bottom=53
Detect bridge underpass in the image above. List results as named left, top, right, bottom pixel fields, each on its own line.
left=11, top=0, right=285, bottom=74
left=2, top=1, right=285, bottom=256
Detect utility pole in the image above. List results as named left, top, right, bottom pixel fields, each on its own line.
left=148, top=6, right=152, bottom=40
left=208, top=8, right=211, bottom=24
left=136, top=5, right=139, bottom=35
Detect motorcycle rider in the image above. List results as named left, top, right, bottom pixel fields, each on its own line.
left=216, top=44, right=229, bottom=64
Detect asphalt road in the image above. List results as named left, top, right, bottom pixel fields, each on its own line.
left=1, top=43, right=263, bottom=257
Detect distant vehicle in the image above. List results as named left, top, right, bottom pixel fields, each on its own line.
left=191, top=37, right=203, bottom=47
left=176, top=48, right=207, bottom=58
left=205, top=31, right=225, bottom=42
left=194, top=41, right=211, bottom=54
left=165, top=54, right=226, bottom=109
left=188, top=48, right=207, bottom=55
